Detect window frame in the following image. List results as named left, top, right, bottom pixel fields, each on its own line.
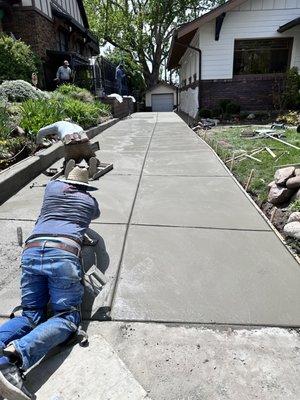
left=233, top=37, right=294, bottom=76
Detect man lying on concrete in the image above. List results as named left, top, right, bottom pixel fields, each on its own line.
left=35, top=120, right=99, bottom=177
left=0, top=166, right=100, bottom=400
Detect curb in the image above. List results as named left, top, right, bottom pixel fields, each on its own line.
left=0, top=118, right=119, bottom=205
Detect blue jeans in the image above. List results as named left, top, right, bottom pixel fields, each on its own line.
left=0, top=246, right=84, bottom=370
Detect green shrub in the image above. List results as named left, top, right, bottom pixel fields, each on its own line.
left=20, top=99, right=64, bottom=135
left=225, top=101, right=241, bottom=115
left=0, top=35, right=41, bottom=83
left=62, top=98, right=108, bottom=129
left=289, top=200, right=300, bottom=212
left=211, top=107, right=222, bottom=118
left=198, top=108, right=212, bottom=118
left=0, top=80, right=48, bottom=102
left=0, top=106, right=11, bottom=138
left=20, top=97, right=111, bottom=134
left=56, top=84, right=94, bottom=103
left=281, top=67, right=300, bottom=110
left=218, top=99, right=232, bottom=113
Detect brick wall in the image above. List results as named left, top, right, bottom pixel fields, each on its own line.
left=3, top=9, right=56, bottom=60
left=200, top=74, right=285, bottom=111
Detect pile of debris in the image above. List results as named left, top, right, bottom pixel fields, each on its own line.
left=192, top=118, right=219, bottom=130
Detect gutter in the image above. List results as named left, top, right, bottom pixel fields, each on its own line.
left=174, top=39, right=202, bottom=111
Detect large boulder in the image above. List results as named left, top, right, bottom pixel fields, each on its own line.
left=286, top=176, right=300, bottom=189
left=274, top=167, right=295, bottom=186
left=291, top=188, right=300, bottom=202
left=268, top=183, right=294, bottom=205
left=295, top=168, right=300, bottom=176
left=284, top=222, right=300, bottom=240
left=288, top=212, right=300, bottom=223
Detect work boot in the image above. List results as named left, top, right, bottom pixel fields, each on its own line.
left=88, top=156, right=98, bottom=178
left=64, top=159, right=76, bottom=178
left=0, top=361, right=33, bottom=400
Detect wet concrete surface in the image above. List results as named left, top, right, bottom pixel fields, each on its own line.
left=0, top=113, right=300, bottom=399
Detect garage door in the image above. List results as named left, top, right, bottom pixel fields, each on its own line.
left=152, top=93, right=174, bottom=112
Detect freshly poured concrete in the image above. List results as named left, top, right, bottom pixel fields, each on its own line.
left=131, top=175, right=270, bottom=230
left=112, top=226, right=300, bottom=325
left=0, top=222, right=126, bottom=319
left=1, top=112, right=300, bottom=328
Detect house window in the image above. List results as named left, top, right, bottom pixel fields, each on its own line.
left=57, top=29, right=69, bottom=52
left=233, top=38, right=293, bottom=75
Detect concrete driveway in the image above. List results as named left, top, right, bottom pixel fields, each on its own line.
left=0, top=112, right=300, bottom=399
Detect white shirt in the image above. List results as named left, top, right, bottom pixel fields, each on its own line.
left=36, top=121, right=85, bottom=145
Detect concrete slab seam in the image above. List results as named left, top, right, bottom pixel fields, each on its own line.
left=108, top=113, right=159, bottom=314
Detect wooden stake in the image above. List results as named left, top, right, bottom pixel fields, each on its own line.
left=245, top=169, right=254, bottom=191
left=265, top=147, right=276, bottom=158
left=245, top=154, right=262, bottom=163
left=266, top=134, right=300, bottom=150
left=270, top=207, right=277, bottom=224
left=230, top=152, right=235, bottom=172
left=204, top=131, right=207, bottom=141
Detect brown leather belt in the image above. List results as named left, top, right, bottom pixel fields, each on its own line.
left=24, top=241, right=81, bottom=257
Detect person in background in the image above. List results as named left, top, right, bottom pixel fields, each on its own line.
left=0, top=166, right=100, bottom=400
left=35, top=120, right=99, bottom=178
left=56, top=60, right=72, bottom=85
left=115, top=64, right=125, bottom=95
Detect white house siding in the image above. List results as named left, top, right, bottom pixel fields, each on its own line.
left=180, top=0, right=300, bottom=81
left=21, top=0, right=33, bottom=6
left=179, top=0, right=300, bottom=116
left=47, top=0, right=84, bottom=26
left=145, top=85, right=177, bottom=108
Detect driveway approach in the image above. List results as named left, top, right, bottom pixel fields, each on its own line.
left=0, top=112, right=300, bottom=327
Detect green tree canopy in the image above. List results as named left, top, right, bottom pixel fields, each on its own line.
left=84, top=0, right=225, bottom=88
left=0, top=35, right=41, bottom=83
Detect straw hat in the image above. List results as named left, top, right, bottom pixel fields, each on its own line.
left=59, top=166, right=97, bottom=191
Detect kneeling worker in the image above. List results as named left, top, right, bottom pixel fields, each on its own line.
left=0, top=166, right=100, bottom=400
left=35, top=120, right=99, bottom=177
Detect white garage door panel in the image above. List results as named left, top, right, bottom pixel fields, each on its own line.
left=152, top=94, right=174, bottom=112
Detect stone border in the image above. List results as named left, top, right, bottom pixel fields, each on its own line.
left=0, top=118, right=119, bottom=205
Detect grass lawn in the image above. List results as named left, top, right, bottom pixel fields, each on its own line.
left=199, top=125, right=300, bottom=204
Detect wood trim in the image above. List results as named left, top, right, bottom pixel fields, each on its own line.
left=178, top=0, right=247, bottom=38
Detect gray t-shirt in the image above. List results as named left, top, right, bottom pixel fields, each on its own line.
left=57, top=65, right=72, bottom=80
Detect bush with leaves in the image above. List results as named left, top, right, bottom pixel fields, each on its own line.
left=20, top=97, right=111, bottom=134
left=281, top=68, right=300, bottom=110
left=0, top=80, right=49, bottom=102
left=56, top=84, right=94, bottom=103
left=20, top=99, right=65, bottom=135
left=62, top=98, right=110, bottom=129
left=0, top=35, right=41, bottom=83
left=0, top=106, right=11, bottom=138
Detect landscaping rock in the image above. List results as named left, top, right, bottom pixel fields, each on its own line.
left=247, top=113, right=255, bottom=120
left=295, top=168, right=300, bottom=176
left=286, top=176, right=300, bottom=189
left=10, top=126, right=25, bottom=138
left=268, top=181, right=275, bottom=188
left=291, top=188, right=300, bottom=201
left=274, top=167, right=295, bottom=186
left=288, top=212, right=300, bottom=223
left=283, top=222, right=300, bottom=240
left=268, top=183, right=294, bottom=205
